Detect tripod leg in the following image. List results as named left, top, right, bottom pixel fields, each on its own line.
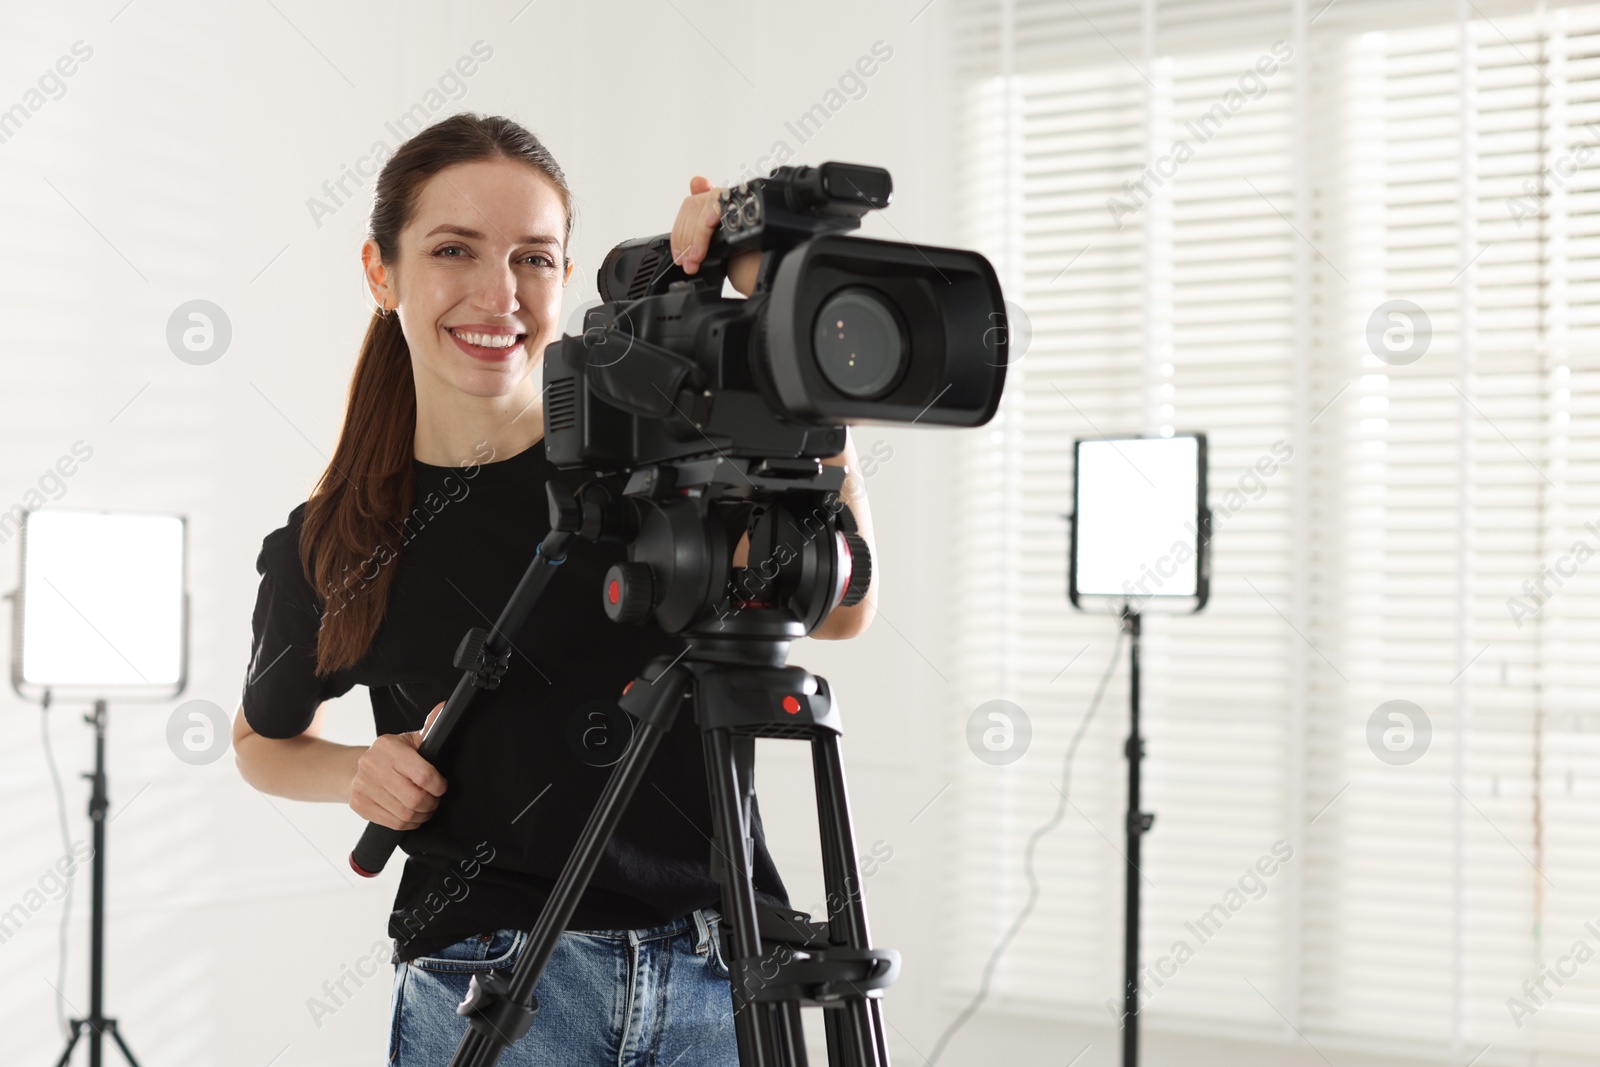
left=53, top=1020, right=84, bottom=1067
left=448, top=662, right=693, bottom=1067
left=704, top=727, right=808, bottom=1067
left=813, top=730, right=891, bottom=1067
left=107, top=1022, right=142, bottom=1067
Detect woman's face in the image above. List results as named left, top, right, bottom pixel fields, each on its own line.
left=367, top=157, right=571, bottom=402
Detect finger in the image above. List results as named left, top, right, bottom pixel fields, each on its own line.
left=403, top=702, right=445, bottom=750
left=671, top=204, right=694, bottom=271
left=689, top=174, right=712, bottom=195
left=372, top=731, right=443, bottom=793
left=379, top=770, right=435, bottom=815
left=684, top=197, right=713, bottom=271
left=355, top=742, right=434, bottom=824
left=680, top=232, right=702, bottom=274
left=353, top=782, right=423, bottom=831
left=672, top=210, right=691, bottom=270
left=394, top=747, right=449, bottom=798
left=686, top=203, right=715, bottom=271
left=371, top=774, right=438, bottom=823
left=421, top=701, right=444, bottom=735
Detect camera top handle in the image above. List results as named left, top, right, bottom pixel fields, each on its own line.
left=597, top=162, right=894, bottom=307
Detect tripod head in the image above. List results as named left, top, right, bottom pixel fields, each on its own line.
left=553, top=452, right=871, bottom=643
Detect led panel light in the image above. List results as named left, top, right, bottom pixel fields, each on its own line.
left=12, top=508, right=187, bottom=697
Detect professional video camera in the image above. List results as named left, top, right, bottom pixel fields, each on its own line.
left=543, top=161, right=1009, bottom=471
left=534, top=162, right=1010, bottom=642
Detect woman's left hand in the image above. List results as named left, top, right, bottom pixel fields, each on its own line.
left=671, top=175, right=760, bottom=296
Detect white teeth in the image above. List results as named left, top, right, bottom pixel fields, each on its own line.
left=451, top=329, right=520, bottom=349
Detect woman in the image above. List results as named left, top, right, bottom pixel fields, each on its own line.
left=231, top=113, right=876, bottom=1064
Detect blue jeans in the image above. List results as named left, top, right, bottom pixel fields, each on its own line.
left=387, top=907, right=738, bottom=1065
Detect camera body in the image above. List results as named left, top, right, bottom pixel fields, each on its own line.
left=542, top=162, right=1008, bottom=472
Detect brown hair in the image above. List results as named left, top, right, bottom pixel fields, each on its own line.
left=299, top=112, right=573, bottom=677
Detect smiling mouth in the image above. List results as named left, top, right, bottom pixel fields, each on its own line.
left=447, top=327, right=526, bottom=350
left=446, top=327, right=528, bottom=361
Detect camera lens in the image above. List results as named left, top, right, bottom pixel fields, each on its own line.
left=812, top=288, right=905, bottom=400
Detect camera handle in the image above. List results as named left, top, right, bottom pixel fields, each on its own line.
left=348, top=481, right=584, bottom=877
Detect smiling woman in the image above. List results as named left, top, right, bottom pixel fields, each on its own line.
left=230, top=113, right=803, bottom=1066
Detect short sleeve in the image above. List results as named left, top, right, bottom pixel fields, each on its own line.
left=240, top=514, right=356, bottom=739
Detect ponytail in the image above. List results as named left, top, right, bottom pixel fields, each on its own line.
left=299, top=309, right=416, bottom=677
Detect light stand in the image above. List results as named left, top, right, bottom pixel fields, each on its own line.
left=9, top=508, right=187, bottom=1067
left=53, top=698, right=142, bottom=1067
left=1066, top=432, right=1209, bottom=1067
left=1118, top=604, right=1150, bottom=1067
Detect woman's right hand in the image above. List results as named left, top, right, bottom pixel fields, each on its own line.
left=671, top=175, right=760, bottom=295
left=349, top=702, right=448, bottom=831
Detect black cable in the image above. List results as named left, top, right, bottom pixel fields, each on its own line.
left=40, top=688, right=77, bottom=1040
left=926, top=623, right=1127, bottom=1065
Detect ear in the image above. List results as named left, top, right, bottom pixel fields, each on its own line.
left=361, top=239, right=393, bottom=309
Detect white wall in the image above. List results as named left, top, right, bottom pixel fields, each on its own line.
left=0, top=2, right=1473, bottom=1065
left=0, top=2, right=967, bottom=1064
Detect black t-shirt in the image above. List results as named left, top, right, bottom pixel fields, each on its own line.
left=240, top=437, right=790, bottom=963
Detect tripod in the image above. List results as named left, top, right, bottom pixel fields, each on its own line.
left=454, top=626, right=898, bottom=1065
left=349, top=454, right=899, bottom=1066
left=53, top=699, right=143, bottom=1067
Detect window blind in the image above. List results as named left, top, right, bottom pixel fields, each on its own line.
left=948, top=1, right=1600, bottom=1062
